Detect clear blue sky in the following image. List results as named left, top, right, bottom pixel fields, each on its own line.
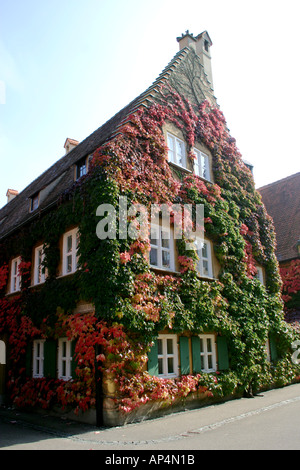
left=1, top=0, right=299, bottom=209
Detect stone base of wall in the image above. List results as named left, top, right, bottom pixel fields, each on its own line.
left=102, top=391, right=237, bottom=427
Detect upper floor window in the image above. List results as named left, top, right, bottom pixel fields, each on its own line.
left=167, top=133, right=187, bottom=169
left=34, top=246, right=47, bottom=285
left=33, top=339, right=45, bottom=378
left=194, top=149, right=211, bottom=181
left=195, top=239, right=213, bottom=278
left=199, top=334, right=217, bottom=372
left=150, top=224, right=175, bottom=271
left=62, top=228, right=79, bottom=275
left=157, top=335, right=178, bottom=378
left=255, top=266, right=264, bottom=285
left=58, top=338, right=72, bottom=381
left=76, top=157, right=87, bottom=180
left=30, top=193, right=39, bottom=212
left=10, top=257, right=21, bottom=293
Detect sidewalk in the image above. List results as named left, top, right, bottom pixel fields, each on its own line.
left=1, top=383, right=300, bottom=449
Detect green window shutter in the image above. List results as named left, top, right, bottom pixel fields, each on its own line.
left=148, top=340, right=159, bottom=376
left=192, top=336, right=202, bottom=373
left=71, top=341, right=78, bottom=378
left=179, top=336, right=190, bottom=375
left=217, top=336, right=229, bottom=371
left=26, top=343, right=32, bottom=377
left=269, top=334, right=278, bottom=362
left=44, top=340, right=57, bottom=379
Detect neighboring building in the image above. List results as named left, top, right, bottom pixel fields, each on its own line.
left=0, top=32, right=298, bottom=425
left=259, top=173, right=300, bottom=327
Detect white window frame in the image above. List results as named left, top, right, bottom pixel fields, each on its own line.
left=199, top=334, right=217, bottom=373
left=10, top=257, right=21, bottom=293
left=58, top=338, right=72, bottom=381
left=62, top=228, right=79, bottom=276
left=167, top=132, right=187, bottom=169
left=149, top=224, right=175, bottom=271
left=194, top=148, right=211, bottom=181
left=33, top=339, right=45, bottom=378
left=196, top=239, right=213, bottom=278
left=157, top=335, right=179, bottom=378
left=34, top=246, right=47, bottom=285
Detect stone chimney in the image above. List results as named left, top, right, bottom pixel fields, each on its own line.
left=177, top=30, right=214, bottom=89
left=6, top=189, right=19, bottom=203
left=64, top=138, right=79, bottom=154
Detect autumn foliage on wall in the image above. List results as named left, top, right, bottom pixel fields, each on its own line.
left=280, top=260, right=300, bottom=311
left=0, top=84, right=299, bottom=416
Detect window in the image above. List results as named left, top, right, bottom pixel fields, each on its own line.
left=199, top=334, right=216, bottom=372
left=58, top=338, right=72, bottom=381
left=30, top=193, right=39, bottom=212
left=265, top=339, right=271, bottom=362
left=196, top=239, right=213, bottom=278
left=33, top=340, right=45, bottom=378
left=255, top=266, right=264, bottom=285
left=150, top=224, right=175, bottom=271
left=34, top=246, right=47, bottom=285
left=194, top=149, right=211, bottom=181
left=157, top=335, right=178, bottom=378
left=167, top=133, right=187, bottom=168
left=76, top=158, right=87, bottom=180
left=10, top=257, right=21, bottom=293
left=62, top=228, right=79, bottom=275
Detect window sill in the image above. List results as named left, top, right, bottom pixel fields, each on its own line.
left=168, top=161, right=192, bottom=174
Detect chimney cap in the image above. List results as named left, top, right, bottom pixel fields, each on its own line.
left=64, top=138, right=79, bottom=149
left=6, top=189, right=19, bottom=197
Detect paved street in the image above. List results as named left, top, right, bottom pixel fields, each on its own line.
left=1, top=383, right=300, bottom=451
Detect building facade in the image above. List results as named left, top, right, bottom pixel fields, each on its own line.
left=0, top=32, right=299, bottom=425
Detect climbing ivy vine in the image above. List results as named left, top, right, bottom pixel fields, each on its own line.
left=0, top=84, right=299, bottom=415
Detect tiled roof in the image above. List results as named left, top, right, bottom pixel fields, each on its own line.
left=259, top=172, right=300, bottom=262
left=0, top=47, right=196, bottom=242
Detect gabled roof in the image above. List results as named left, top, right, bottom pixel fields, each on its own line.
left=259, top=172, right=300, bottom=262
left=0, top=43, right=215, bottom=242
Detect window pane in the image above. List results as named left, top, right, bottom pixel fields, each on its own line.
left=158, top=358, right=163, bottom=375
left=167, top=357, right=174, bottom=374
left=162, top=251, right=170, bottom=268
left=161, top=230, right=170, bottom=248
left=67, top=255, right=72, bottom=273
left=203, top=261, right=209, bottom=276
left=207, top=338, right=212, bottom=353
left=150, top=227, right=159, bottom=245
left=201, top=356, right=205, bottom=370
left=150, top=248, right=158, bottom=266
left=167, top=135, right=175, bottom=163
left=208, top=355, right=213, bottom=370
left=62, top=341, right=67, bottom=357
left=67, top=235, right=72, bottom=253
left=157, top=339, right=163, bottom=356
left=202, top=242, right=208, bottom=259
left=167, top=339, right=173, bottom=355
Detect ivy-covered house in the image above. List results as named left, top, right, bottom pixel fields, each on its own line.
left=0, top=31, right=299, bottom=426
left=259, top=173, right=300, bottom=330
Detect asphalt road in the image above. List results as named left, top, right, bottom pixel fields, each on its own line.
left=1, top=383, right=300, bottom=451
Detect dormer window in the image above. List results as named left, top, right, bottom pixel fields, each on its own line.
left=204, top=40, right=210, bottom=53
left=76, top=157, right=87, bottom=180
left=30, top=193, right=39, bottom=212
